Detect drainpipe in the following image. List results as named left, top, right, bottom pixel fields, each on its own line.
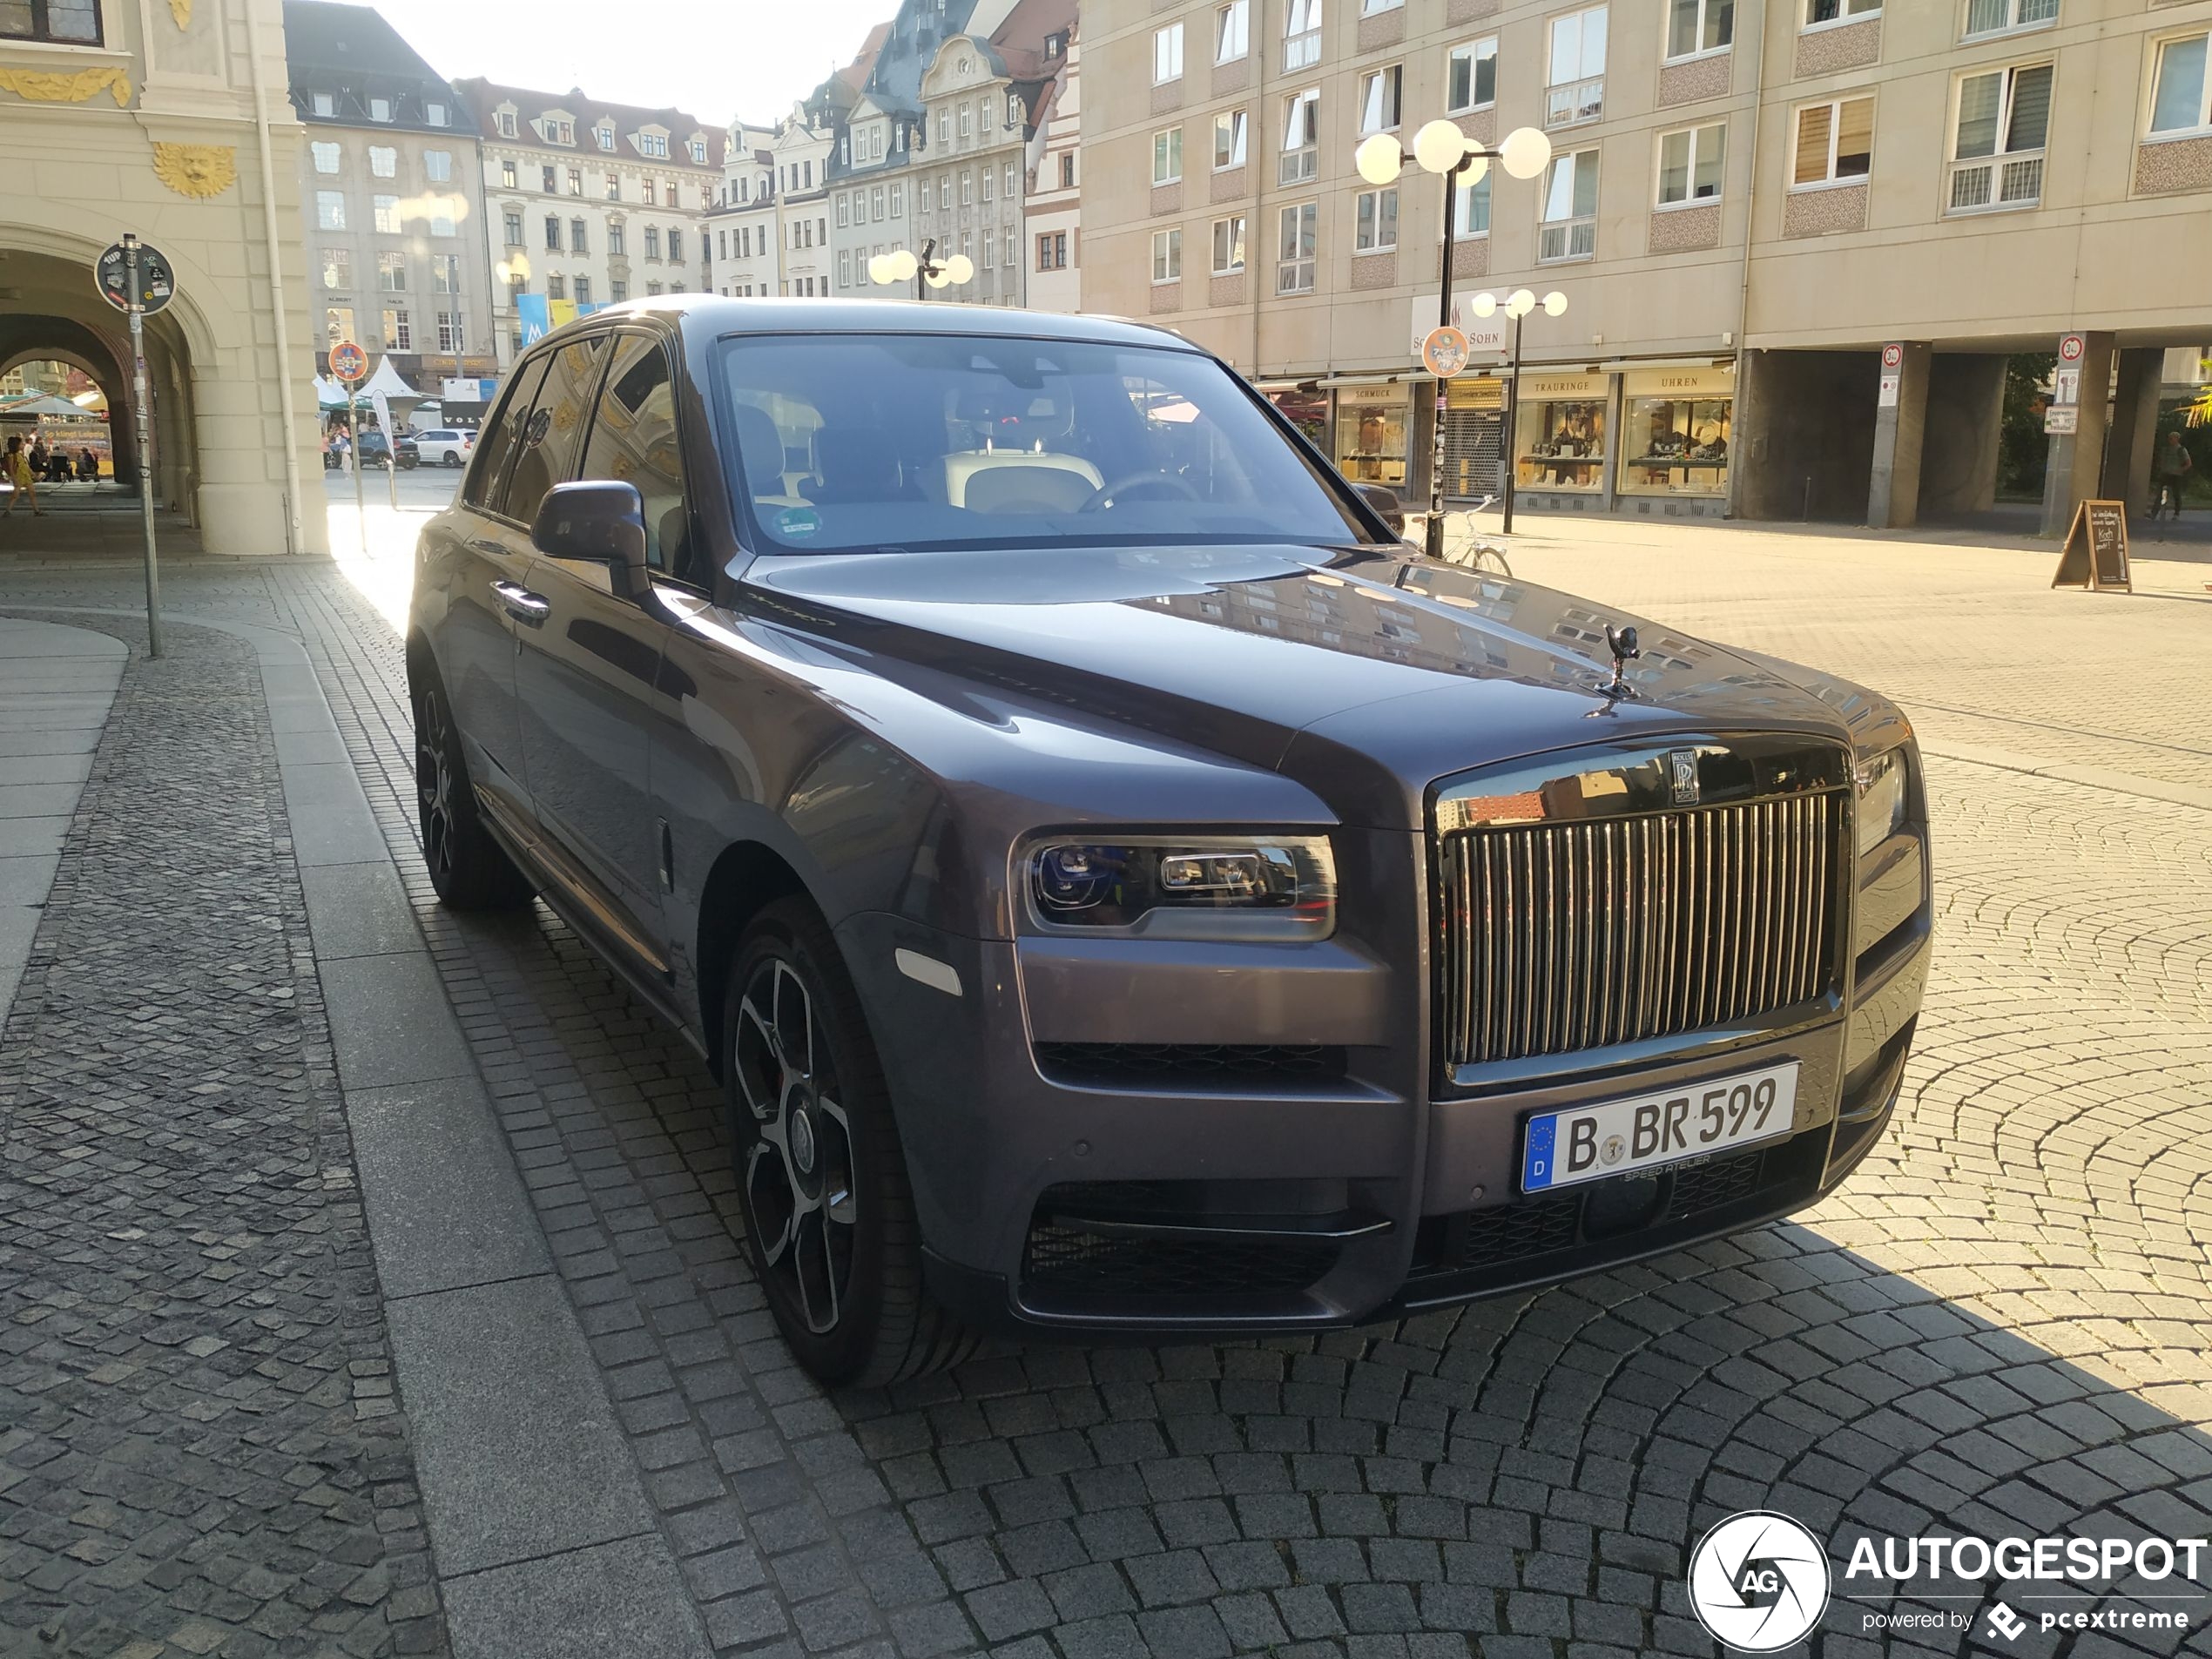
left=246, top=0, right=305, bottom=556
left=1725, top=0, right=1767, bottom=519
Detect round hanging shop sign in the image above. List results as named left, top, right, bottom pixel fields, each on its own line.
left=1421, top=325, right=1472, bottom=380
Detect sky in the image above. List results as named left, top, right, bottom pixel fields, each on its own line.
left=365, top=0, right=894, bottom=131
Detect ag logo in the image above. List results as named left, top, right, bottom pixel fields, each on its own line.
left=1687, top=1511, right=1830, bottom=1651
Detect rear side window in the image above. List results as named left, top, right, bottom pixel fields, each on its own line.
left=505, top=336, right=610, bottom=528
left=463, top=356, right=549, bottom=516
left=581, top=335, right=697, bottom=583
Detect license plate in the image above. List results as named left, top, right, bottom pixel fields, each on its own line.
left=1521, top=1062, right=1799, bottom=1194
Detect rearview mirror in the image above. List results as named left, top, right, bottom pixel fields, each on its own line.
left=1353, top=482, right=1405, bottom=536
left=531, top=481, right=649, bottom=599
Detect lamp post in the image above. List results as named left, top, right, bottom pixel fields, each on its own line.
left=1463, top=287, right=1568, bottom=536
left=867, top=238, right=974, bottom=301
left=1356, top=119, right=1551, bottom=560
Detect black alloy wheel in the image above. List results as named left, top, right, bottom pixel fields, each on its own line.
left=722, top=900, right=978, bottom=1385
left=411, top=670, right=534, bottom=910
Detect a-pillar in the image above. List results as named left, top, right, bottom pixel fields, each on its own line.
left=2040, top=331, right=2114, bottom=537
left=2103, top=347, right=2164, bottom=513
left=1867, top=342, right=1932, bottom=529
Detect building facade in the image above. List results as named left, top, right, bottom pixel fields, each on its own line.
left=0, top=0, right=326, bottom=550
left=706, top=123, right=780, bottom=295
left=914, top=34, right=1036, bottom=305
left=1023, top=19, right=1082, bottom=311
left=455, top=78, right=721, bottom=364
left=284, top=1, right=495, bottom=395
left=829, top=91, right=923, bottom=299
left=1081, top=0, right=2212, bottom=529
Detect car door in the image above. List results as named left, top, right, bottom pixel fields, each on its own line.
left=510, top=330, right=678, bottom=976
left=419, top=354, right=550, bottom=832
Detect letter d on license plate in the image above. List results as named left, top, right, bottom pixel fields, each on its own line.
left=1521, top=1061, right=1799, bottom=1194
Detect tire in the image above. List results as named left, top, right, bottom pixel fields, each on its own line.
left=722, top=898, right=979, bottom=1386
left=410, top=664, right=536, bottom=910
left=445, top=452, right=464, bottom=469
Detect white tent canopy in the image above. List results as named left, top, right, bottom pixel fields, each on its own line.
left=362, top=358, right=422, bottom=408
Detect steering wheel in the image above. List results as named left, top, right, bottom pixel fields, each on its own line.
left=1076, top=470, right=1202, bottom=513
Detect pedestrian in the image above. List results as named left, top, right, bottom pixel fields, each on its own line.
left=78, top=448, right=98, bottom=482
left=3, top=435, right=44, bottom=516
left=2149, top=430, right=2194, bottom=522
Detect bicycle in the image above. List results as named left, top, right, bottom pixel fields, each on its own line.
left=1429, top=496, right=1514, bottom=578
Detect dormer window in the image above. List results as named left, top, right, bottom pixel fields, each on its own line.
left=496, top=110, right=517, bottom=138
left=368, top=97, right=392, bottom=123
left=641, top=132, right=670, bottom=157
left=689, top=138, right=706, bottom=164
left=547, top=118, right=574, bottom=145
left=596, top=125, right=614, bottom=150
left=426, top=102, right=448, bottom=126
left=1047, top=30, right=1066, bottom=57
left=313, top=92, right=336, bottom=118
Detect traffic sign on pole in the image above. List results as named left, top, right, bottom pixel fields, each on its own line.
left=97, top=240, right=175, bottom=317
left=329, top=340, right=368, bottom=382
left=95, top=235, right=168, bottom=658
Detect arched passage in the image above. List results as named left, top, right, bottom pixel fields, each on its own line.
left=0, top=326, right=141, bottom=489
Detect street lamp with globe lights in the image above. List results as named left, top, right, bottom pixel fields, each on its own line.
left=1355, top=118, right=1551, bottom=557
left=1462, top=287, right=1568, bottom=535
left=867, top=238, right=974, bottom=300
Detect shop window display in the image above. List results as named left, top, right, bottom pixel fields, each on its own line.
left=1619, top=368, right=1734, bottom=496
left=1515, top=397, right=1606, bottom=491
left=1335, top=390, right=1409, bottom=487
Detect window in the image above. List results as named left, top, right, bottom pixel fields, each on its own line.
left=574, top=276, right=590, bottom=305
left=1008, top=91, right=1022, bottom=129
left=323, top=306, right=354, bottom=347
left=1539, top=148, right=1598, bottom=260
left=544, top=214, right=562, bottom=251
left=1060, top=152, right=1076, bottom=188
left=1037, top=231, right=1069, bottom=269
left=981, top=229, right=995, bottom=267
left=438, top=313, right=464, bottom=354
left=1155, top=22, right=1184, bottom=84
left=427, top=102, right=448, bottom=129
left=2151, top=34, right=2212, bottom=136
left=543, top=165, right=558, bottom=192
left=312, top=141, right=341, bottom=174
left=691, top=139, right=707, bottom=164
left=1667, top=0, right=1733, bottom=60
left=1211, top=215, right=1246, bottom=273
left=374, top=195, right=400, bottom=233
left=319, top=247, right=351, bottom=291
left=383, top=308, right=410, bottom=350
left=936, top=109, right=950, bottom=145
left=606, top=173, right=621, bottom=200
left=1217, top=0, right=1249, bottom=64
left=430, top=203, right=455, bottom=238
left=940, top=176, right=951, bottom=210
left=502, top=159, right=518, bottom=188
left=839, top=248, right=852, bottom=287
left=562, top=167, right=579, bottom=196
left=1453, top=171, right=1492, bottom=236
left=837, top=193, right=851, bottom=226
left=312, top=92, right=335, bottom=117
left=647, top=280, right=663, bottom=296
left=669, top=229, right=684, bottom=262
left=960, top=104, right=974, bottom=140
left=547, top=274, right=565, bottom=300
left=961, top=170, right=974, bottom=206
left=1004, top=161, right=1016, bottom=196
left=1354, top=187, right=1398, bottom=252
left=1792, top=95, right=1874, bottom=185
left=369, top=145, right=396, bottom=178
left=1285, top=0, right=1320, bottom=71
left=1277, top=202, right=1317, bottom=293
left=1214, top=110, right=1248, bottom=169
left=1964, top=0, right=2056, bottom=37
left=1004, top=233, right=1018, bottom=268
left=1657, top=122, right=1727, bottom=206
left=608, top=220, right=625, bottom=255
left=570, top=218, right=589, bottom=253
left=433, top=254, right=459, bottom=293
left=424, top=150, right=452, bottom=182
left=1154, top=127, right=1184, bottom=185
left=644, top=226, right=661, bottom=259
left=1546, top=7, right=1608, bottom=128
left=368, top=97, right=392, bottom=123
left=642, top=132, right=669, bottom=158
left=644, top=179, right=658, bottom=206
left=610, top=280, right=628, bottom=302
left=549, top=118, right=574, bottom=145
left=872, top=185, right=886, bottom=219
left=1358, top=65, right=1402, bottom=133
left=1151, top=228, right=1184, bottom=282
left=1807, top=0, right=1879, bottom=18
left=378, top=251, right=408, bottom=291
left=981, top=166, right=995, bottom=202
left=1280, top=88, right=1319, bottom=185
left=1949, top=63, right=2049, bottom=209
left=1447, top=39, right=1498, bottom=114
left=583, top=339, right=696, bottom=580
left=597, top=125, right=615, bottom=151
left=890, top=182, right=903, bottom=216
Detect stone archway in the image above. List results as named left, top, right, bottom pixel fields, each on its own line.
left=0, top=325, right=142, bottom=490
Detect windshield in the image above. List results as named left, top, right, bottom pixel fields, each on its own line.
left=716, top=332, right=1372, bottom=554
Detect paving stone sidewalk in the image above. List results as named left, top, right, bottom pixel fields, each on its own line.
left=0, top=614, right=445, bottom=1659
left=2, top=543, right=2208, bottom=1659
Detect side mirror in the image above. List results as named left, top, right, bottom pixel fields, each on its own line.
left=531, top=480, right=649, bottom=599
left=1354, top=482, right=1405, bottom=536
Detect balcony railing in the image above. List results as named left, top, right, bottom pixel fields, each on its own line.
left=1946, top=152, right=2042, bottom=213
left=1538, top=217, right=1595, bottom=261
left=1545, top=77, right=1603, bottom=128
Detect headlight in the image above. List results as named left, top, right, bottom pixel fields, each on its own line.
left=1853, top=747, right=1909, bottom=859
left=1026, top=834, right=1337, bottom=941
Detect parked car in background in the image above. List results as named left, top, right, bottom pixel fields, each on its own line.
left=354, top=429, right=418, bottom=471
left=408, top=298, right=1931, bottom=1386
left=415, top=428, right=475, bottom=469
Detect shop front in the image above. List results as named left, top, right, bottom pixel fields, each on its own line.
left=1440, top=375, right=1506, bottom=502
left=1512, top=369, right=1610, bottom=505
left=1332, top=383, right=1412, bottom=490
left=1617, top=363, right=1735, bottom=513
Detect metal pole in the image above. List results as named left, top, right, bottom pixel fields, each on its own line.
left=1502, top=309, right=1523, bottom=537
left=1426, top=161, right=1459, bottom=561
left=348, top=393, right=365, bottom=554
left=125, top=237, right=163, bottom=658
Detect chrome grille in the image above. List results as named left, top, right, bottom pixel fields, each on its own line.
left=1437, top=792, right=1844, bottom=1069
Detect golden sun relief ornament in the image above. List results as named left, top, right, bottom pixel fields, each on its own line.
left=152, top=143, right=237, bottom=199
left=169, top=0, right=190, bottom=24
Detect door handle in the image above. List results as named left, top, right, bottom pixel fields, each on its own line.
left=492, top=580, right=550, bottom=628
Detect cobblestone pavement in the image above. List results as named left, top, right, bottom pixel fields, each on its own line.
left=1, top=526, right=2208, bottom=1659
left=0, top=614, right=446, bottom=1658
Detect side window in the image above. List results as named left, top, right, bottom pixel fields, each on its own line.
left=582, top=335, right=697, bottom=583
left=505, top=335, right=609, bottom=527
left=463, top=356, right=549, bottom=514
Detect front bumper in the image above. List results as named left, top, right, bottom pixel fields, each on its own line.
left=836, top=857, right=1931, bottom=1342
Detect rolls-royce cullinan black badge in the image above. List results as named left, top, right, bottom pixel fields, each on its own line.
left=408, top=298, right=1930, bottom=1384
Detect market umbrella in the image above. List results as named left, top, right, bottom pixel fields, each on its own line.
left=0, top=394, right=89, bottom=420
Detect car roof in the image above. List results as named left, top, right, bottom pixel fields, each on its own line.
left=528, top=293, right=1204, bottom=357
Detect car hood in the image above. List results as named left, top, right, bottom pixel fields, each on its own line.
left=741, top=543, right=1886, bottom=829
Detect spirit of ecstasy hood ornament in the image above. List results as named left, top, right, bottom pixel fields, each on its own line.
left=1598, top=624, right=1641, bottom=699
